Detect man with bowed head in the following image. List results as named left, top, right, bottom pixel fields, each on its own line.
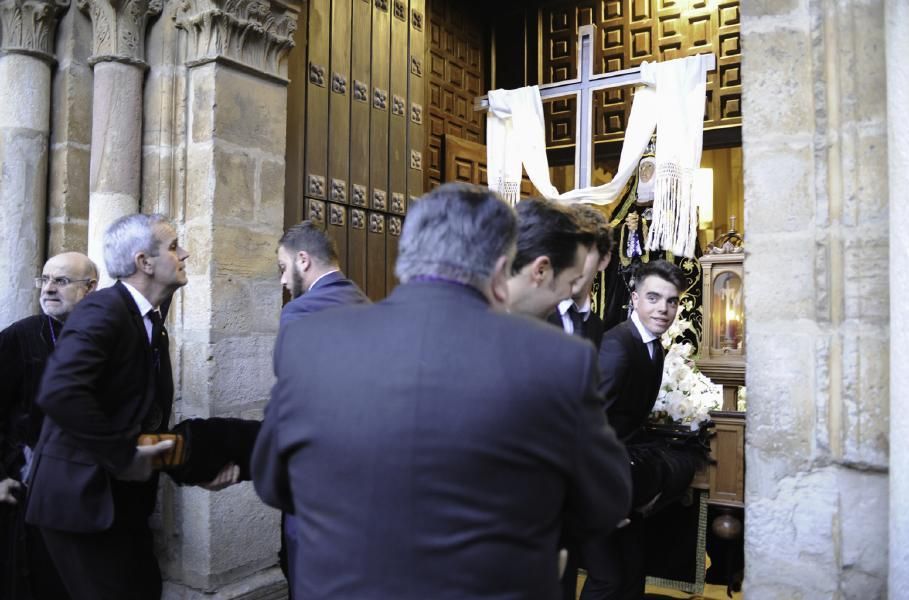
left=253, top=182, right=631, bottom=599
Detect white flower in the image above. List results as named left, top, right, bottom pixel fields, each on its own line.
left=650, top=317, right=721, bottom=429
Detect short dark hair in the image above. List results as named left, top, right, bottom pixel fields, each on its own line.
left=572, top=204, right=613, bottom=258
left=396, top=183, right=517, bottom=288
left=633, top=259, right=686, bottom=293
left=512, top=198, right=593, bottom=277
left=278, top=221, right=338, bottom=265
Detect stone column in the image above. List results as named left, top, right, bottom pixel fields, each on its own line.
left=77, top=0, right=160, bottom=284
left=163, top=1, right=298, bottom=595
left=887, top=1, right=909, bottom=595
left=0, top=0, right=68, bottom=326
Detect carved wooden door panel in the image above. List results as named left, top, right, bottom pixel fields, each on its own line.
left=442, top=134, right=535, bottom=198
left=285, top=0, right=427, bottom=302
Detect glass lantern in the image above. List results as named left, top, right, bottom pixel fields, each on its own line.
left=696, top=225, right=745, bottom=410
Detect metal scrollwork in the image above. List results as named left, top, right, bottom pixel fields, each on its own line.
left=307, top=174, right=325, bottom=199
left=369, top=213, right=385, bottom=234
left=373, top=88, right=388, bottom=110
left=392, top=95, right=405, bottom=116
left=410, top=103, right=423, bottom=124
left=372, top=189, right=387, bottom=210
left=353, top=80, right=368, bottom=102
left=308, top=200, right=325, bottom=225
left=331, top=72, right=347, bottom=94
left=331, top=179, right=346, bottom=203
left=329, top=204, right=346, bottom=226
left=391, top=193, right=405, bottom=214
left=352, top=184, right=367, bottom=207
left=309, top=62, right=325, bottom=86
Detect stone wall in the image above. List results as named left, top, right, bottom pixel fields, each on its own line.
left=742, top=0, right=890, bottom=597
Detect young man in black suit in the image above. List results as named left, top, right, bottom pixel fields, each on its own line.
left=253, top=183, right=631, bottom=599
left=549, top=205, right=613, bottom=350
left=580, top=259, right=695, bottom=600
left=0, top=252, right=97, bottom=600
left=507, top=198, right=593, bottom=320
left=26, top=214, right=191, bottom=599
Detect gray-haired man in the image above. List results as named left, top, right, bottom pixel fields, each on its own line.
left=25, top=214, right=188, bottom=599
left=252, top=182, right=631, bottom=599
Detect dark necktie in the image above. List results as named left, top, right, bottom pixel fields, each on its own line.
left=649, top=339, right=662, bottom=364
left=567, top=305, right=584, bottom=337
left=149, top=309, right=163, bottom=345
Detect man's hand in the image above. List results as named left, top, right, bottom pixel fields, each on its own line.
left=117, top=439, right=175, bottom=481
left=0, top=478, right=22, bottom=504
left=199, top=462, right=240, bottom=491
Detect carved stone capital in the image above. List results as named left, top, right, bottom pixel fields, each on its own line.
left=76, top=0, right=161, bottom=66
left=175, top=0, right=299, bottom=80
left=0, top=0, right=69, bottom=62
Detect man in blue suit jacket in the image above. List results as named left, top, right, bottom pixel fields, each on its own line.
left=253, top=183, right=631, bottom=599
left=274, top=221, right=369, bottom=592
left=277, top=220, right=369, bottom=326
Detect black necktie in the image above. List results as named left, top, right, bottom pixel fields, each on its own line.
left=567, top=305, right=584, bottom=336
left=149, top=309, right=163, bottom=344
left=649, top=339, right=662, bottom=363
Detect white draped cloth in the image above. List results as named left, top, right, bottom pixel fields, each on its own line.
left=486, top=54, right=709, bottom=257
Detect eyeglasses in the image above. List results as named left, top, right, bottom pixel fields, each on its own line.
left=34, top=276, right=93, bottom=288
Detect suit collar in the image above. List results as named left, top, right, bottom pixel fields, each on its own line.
left=120, top=281, right=154, bottom=317
left=308, top=269, right=343, bottom=292
left=387, top=279, right=490, bottom=308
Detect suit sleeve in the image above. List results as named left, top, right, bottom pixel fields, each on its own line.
left=597, top=331, right=630, bottom=411
left=252, top=329, right=296, bottom=513
left=563, top=346, right=632, bottom=541
left=36, top=297, right=137, bottom=474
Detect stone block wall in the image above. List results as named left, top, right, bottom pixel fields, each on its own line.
left=741, top=1, right=889, bottom=597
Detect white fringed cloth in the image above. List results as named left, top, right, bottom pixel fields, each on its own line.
left=486, top=55, right=708, bottom=258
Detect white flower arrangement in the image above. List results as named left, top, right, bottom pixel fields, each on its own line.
left=650, top=319, right=722, bottom=430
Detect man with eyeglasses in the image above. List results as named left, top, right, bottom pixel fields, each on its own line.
left=0, top=251, right=97, bottom=599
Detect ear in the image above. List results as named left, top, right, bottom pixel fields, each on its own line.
left=86, top=279, right=98, bottom=293
left=530, top=256, right=551, bottom=285
left=135, top=252, right=154, bottom=276
left=296, top=250, right=312, bottom=271
left=630, top=289, right=640, bottom=309
left=489, top=254, right=511, bottom=309
left=597, top=252, right=612, bottom=271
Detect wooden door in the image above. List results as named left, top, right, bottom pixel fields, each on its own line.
left=442, top=134, right=535, bottom=197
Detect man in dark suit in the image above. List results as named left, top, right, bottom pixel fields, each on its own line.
left=25, top=214, right=190, bottom=599
left=580, top=259, right=695, bottom=600
left=275, top=220, right=369, bottom=591
left=548, top=205, right=612, bottom=599
left=549, top=205, right=613, bottom=350
left=507, top=197, right=593, bottom=320
left=277, top=220, right=369, bottom=325
left=1, top=252, right=97, bottom=600
left=252, top=183, right=631, bottom=599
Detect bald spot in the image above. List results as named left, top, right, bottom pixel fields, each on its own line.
left=44, top=252, right=98, bottom=280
